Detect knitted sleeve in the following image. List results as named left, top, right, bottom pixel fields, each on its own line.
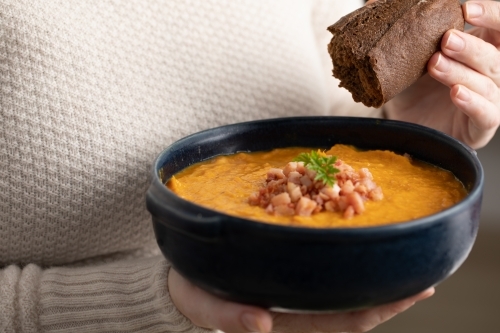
left=0, top=256, right=212, bottom=333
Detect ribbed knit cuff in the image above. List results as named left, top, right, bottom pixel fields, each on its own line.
left=39, top=255, right=213, bottom=333
left=0, top=265, right=21, bottom=332
left=0, top=264, right=42, bottom=333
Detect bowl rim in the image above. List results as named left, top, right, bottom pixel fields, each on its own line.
left=149, top=116, right=484, bottom=236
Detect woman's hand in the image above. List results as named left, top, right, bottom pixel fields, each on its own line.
left=385, top=0, right=500, bottom=149
left=169, top=268, right=434, bottom=333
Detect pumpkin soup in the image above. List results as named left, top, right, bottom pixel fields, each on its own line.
left=167, top=145, right=467, bottom=228
left=248, top=149, right=384, bottom=219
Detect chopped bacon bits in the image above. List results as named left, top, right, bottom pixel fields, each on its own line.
left=249, top=159, right=383, bottom=219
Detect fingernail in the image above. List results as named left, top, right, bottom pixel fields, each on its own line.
left=433, top=54, right=451, bottom=73
left=418, top=287, right=436, bottom=300
left=445, top=33, right=465, bottom=52
left=465, top=2, right=484, bottom=19
left=456, top=86, right=472, bottom=102
left=241, top=313, right=264, bottom=333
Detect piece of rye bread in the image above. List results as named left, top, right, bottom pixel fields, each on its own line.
left=327, top=0, right=464, bottom=108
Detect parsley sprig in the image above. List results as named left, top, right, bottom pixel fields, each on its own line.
left=293, top=150, right=340, bottom=187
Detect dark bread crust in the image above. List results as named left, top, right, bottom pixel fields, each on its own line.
left=328, top=0, right=465, bottom=108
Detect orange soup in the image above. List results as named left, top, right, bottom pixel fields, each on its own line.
left=167, top=145, right=467, bottom=228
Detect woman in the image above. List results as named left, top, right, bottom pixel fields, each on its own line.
left=0, top=0, right=498, bottom=332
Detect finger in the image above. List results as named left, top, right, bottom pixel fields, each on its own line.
left=272, top=288, right=435, bottom=333
left=441, top=29, right=500, bottom=86
left=338, top=287, right=436, bottom=333
left=169, top=269, right=273, bottom=333
left=463, top=1, right=500, bottom=29
left=428, top=52, right=500, bottom=104
left=450, top=84, right=500, bottom=149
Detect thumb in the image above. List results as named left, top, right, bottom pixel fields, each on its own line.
left=169, top=268, right=273, bottom=333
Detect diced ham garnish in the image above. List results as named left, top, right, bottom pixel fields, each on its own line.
left=347, top=192, right=365, bottom=214
left=271, top=192, right=291, bottom=207
left=248, top=192, right=260, bottom=205
left=274, top=204, right=295, bottom=216
left=305, top=169, right=317, bottom=180
left=368, top=186, right=384, bottom=201
left=248, top=157, right=383, bottom=219
left=287, top=171, right=302, bottom=185
left=324, top=200, right=337, bottom=212
left=283, top=162, right=298, bottom=176
left=295, top=197, right=317, bottom=217
left=344, top=205, right=355, bottom=219
left=300, top=175, right=313, bottom=189
left=296, top=162, right=306, bottom=174
left=341, top=180, right=355, bottom=194
left=267, top=168, right=286, bottom=180
left=359, top=168, right=373, bottom=180
left=289, top=186, right=302, bottom=202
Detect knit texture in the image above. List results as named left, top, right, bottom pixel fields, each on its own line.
left=0, top=0, right=375, bottom=331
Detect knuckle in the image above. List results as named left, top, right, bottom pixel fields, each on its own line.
left=492, top=3, right=500, bottom=23
left=468, top=37, right=483, bottom=59
left=455, top=69, right=469, bottom=85
left=482, top=1, right=500, bottom=25
left=483, top=79, right=498, bottom=101
left=489, top=54, right=500, bottom=77
left=486, top=113, right=500, bottom=131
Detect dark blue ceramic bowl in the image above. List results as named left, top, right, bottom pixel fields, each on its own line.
left=146, top=116, right=483, bottom=312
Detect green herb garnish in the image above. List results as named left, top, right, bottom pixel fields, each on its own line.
left=293, top=150, right=340, bottom=187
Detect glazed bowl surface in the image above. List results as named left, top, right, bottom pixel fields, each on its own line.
left=146, top=116, right=483, bottom=312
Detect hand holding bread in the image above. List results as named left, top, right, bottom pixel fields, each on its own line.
left=328, top=0, right=500, bottom=149
left=383, top=0, right=500, bottom=149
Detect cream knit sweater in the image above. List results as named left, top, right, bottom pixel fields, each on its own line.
left=0, top=0, right=379, bottom=332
